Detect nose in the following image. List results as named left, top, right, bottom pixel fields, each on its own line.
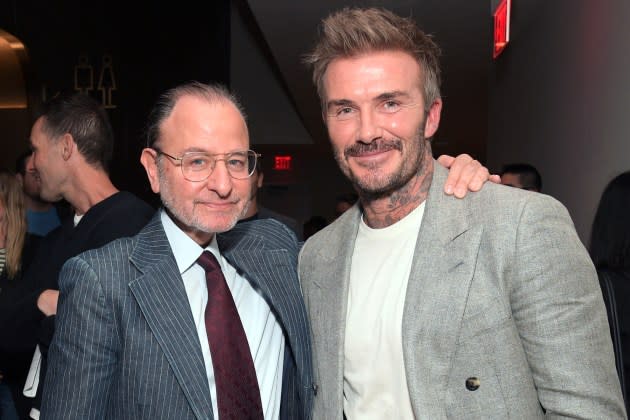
left=26, top=153, right=36, bottom=171
left=357, top=108, right=383, bottom=143
left=204, top=159, right=233, bottom=198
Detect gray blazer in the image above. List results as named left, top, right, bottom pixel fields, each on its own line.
left=41, top=214, right=313, bottom=419
left=299, top=164, right=625, bottom=419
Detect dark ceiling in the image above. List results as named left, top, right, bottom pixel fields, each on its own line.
left=242, top=0, right=493, bottom=158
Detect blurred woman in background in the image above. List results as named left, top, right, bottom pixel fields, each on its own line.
left=590, top=170, right=630, bottom=412
left=591, top=171, right=630, bottom=271
left=0, top=170, right=39, bottom=419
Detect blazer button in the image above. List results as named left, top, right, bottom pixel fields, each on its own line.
left=313, top=383, right=318, bottom=396
left=465, top=377, right=480, bottom=391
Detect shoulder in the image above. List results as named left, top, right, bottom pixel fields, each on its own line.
left=71, top=235, right=138, bottom=268
left=107, top=191, right=155, bottom=217
left=436, top=176, right=570, bottom=226
left=225, top=218, right=300, bottom=252
left=257, top=207, right=302, bottom=239
left=60, top=234, right=139, bottom=294
left=87, top=193, right=155, bottom=239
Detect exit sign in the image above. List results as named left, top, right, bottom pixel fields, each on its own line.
left=493, top=0, right=511, bottom=59
left=273, top=155, right=292, bottom=171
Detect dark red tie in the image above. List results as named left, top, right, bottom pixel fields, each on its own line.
left=197, top=250, right=264, bottom=420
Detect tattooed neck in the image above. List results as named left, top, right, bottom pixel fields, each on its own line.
left=361, top=154, right=433, bottom=229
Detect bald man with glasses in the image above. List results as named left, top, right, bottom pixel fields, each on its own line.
left=41, top=82, right=313, bottom=420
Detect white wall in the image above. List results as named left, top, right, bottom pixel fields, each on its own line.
left=488, top=0, right=630, bottom=244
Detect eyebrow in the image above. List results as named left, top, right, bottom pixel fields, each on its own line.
left=326, top=99, right=355, bottom=112
left=326, top=91, right=412, bottom=112
left=374, top=91, right=411, bottom=102
left=182, top=147, right=209, bottom=153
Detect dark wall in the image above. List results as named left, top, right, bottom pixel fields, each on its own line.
left=0, top=0, right=230, bottom=206
left=487, top=0, right=630, bottom=242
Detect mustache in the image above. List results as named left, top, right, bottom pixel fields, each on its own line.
left=344, top=139, right=402, bottom=158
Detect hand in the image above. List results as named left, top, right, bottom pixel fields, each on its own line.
left=438, top=154, right=501, bottom=198
left=37, top=289, right=60, bottom=316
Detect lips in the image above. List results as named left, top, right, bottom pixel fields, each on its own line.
left=196, top=201, right=238, bottom=210
left=345, top=139, right=402, bottom=158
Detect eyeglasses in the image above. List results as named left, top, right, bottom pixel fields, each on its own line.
left=153, top=148, right=260, bottom=181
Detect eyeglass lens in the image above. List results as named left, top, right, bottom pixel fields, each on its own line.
left=181, top=150, right=257, bottom=181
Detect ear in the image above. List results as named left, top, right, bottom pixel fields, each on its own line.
left=423, top=98, right=442, bottom=139
left=15, top=173, right=24, bottom=187
left=140, top=148, right=161, bottom=194
left=60, top=134, right=75, bottom=161
left=256, top=171, right=264, bottom=188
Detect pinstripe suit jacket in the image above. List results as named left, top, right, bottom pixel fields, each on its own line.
left=41, top=213, right=313, bottom=420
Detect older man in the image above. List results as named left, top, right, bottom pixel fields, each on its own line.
left=41, top=83, right=312, bottom=420
left=299, top=7, right=625, bottom=419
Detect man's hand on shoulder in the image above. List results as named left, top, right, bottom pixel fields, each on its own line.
left=438, top=154, right=501, bottom=198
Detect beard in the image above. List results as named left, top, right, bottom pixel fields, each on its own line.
left=158, top=165, right=249, bottom=236
left=333, top=129, right=429, bottom=201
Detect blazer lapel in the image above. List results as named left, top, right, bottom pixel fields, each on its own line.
left=402, top=164, right=483, bottom=418
left=128, top=214, right=213, bottom=420
left=217, top=222, right=313, bottom=406
left=305, top=209, right=361, bottom=411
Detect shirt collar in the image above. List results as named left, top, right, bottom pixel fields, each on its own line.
left=160, top=209, right=222, bottom=275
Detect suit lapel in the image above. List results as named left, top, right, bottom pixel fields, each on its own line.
left=128, top=214, right=213, bottom=420
left=217, top=221, right=313, bottom=409
left=402, top=165, right=483, bottom=417
left=306, top=209, right=361, bottom=411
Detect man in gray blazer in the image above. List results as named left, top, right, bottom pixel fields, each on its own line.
left=41, top=82, right=313, bottom=419
left=299, top=7, right=626, bottom=419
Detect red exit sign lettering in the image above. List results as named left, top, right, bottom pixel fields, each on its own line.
left=493, top=0, right=511, bottom=59
left=274, top=155, right=292, bottom=171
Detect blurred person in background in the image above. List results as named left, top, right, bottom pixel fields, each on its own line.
left=334, top=193, right=358, bottom=219
left=1, top=92, right=154, bottom=419
left=15, top=152, right=61, bottom=237
left=0, top=170, right=41, bottom=419
left=239, top=166, right=303, bottom=240
left=500, top=163, right=542, bottom=192
left=590, top=170, right=630, bottom=412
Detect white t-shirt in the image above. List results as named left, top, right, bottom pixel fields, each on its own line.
left=344, top=202, right=425, bottom=419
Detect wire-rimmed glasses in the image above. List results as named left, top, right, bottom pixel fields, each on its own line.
left=154, top=148, right=260, bottom=181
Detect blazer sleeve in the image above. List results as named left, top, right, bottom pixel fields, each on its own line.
left=40, top=256, right=118, bottom=420
left=511, top=194, right=626, bottom=418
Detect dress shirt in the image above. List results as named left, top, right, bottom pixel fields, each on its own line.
left=160, top=210, right=285, bottom=419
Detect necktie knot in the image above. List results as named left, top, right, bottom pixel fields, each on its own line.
left=197, top=250, right=220, bottom=274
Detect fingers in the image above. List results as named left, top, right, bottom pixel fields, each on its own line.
left=436, top=154, right=456, bottom=169
left=489, top=174, right=502, bottom=184
left=439, top=154, right=499, bottom=198
left=441, top=154, right=474, bottom=196
left=453, top=160, right=486, bottom=198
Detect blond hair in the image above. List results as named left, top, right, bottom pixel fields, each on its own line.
left=304, top=7, right=442, bottom=109
left=0, top=171, right=27, bottom=279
